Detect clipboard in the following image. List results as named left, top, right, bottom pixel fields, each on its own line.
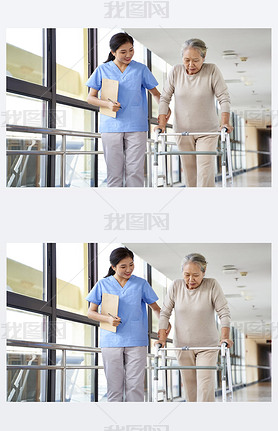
left=100, top=292, right=119, bottom=332
left=100, top=78, right=119, bottom=118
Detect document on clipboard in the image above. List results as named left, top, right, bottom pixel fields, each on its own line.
left=100, top=293, right=119, bottom=332
left=100, top=78, right=119, bottom=118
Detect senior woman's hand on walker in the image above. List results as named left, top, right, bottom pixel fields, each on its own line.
left=155, top=329, right=167, bottom=348
left=154, top=114, right=167, bottom=133
left=220, top=338, right=234, bottom=348
left=220, top=123, right=233, bottom=134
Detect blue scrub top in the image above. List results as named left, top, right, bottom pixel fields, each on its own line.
left=86, top=275, right=158, bottom=347
left=86, top=60, right=158, bottom=133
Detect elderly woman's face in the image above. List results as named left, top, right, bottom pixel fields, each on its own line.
left=183, top=262, right=205, bottom=289
left=182, top=47, right=205, bottom=75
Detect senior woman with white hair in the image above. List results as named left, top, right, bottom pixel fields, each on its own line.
left=157, top=38, right=232, bottom=187
left=157, top=253, right=233, bottom=402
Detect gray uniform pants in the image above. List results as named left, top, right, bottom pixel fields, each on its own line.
left=101, top=131, right=147, bottom=187
left=101, top=346, right=147, bottom=402
left=176, top=134, right=218, bottom=187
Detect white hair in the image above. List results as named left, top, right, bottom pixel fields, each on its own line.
left=181, top=253, right=208, bottom=273
left=181, top=38, right=208, bottom=58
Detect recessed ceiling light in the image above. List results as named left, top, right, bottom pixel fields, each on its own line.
left=223, top=53, right=238, bottom=60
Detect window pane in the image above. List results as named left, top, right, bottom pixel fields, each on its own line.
left=55, top=105, right=97, bottom=187
left=56, top=243, right=89, bottom=315
left=56, top=28, right=88, bottom=101
left=97, top=137, right=107, bottom=187
left=151, top=268, right=167, bottom=333
left=151, top=52, right=168, bottom=119
left=7, top=243, right=46, bottom=300
left=6, top=94, right=48, bottom=187
left=6, top=308, right=48, bottom=402
left=133, top=38, right=147, bottom=64
left=6, top=93, right=48, bottom=128
left=6, top=28, right=46, bottom=86
left=55, top=319, right=97, bottom=402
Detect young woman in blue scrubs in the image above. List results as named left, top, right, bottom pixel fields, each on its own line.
left=86, top=247, right=170, bottom=402
left=86, top=32, right=169, bottom=187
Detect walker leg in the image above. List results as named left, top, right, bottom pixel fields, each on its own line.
left=226, top=134, right=233, bottom=186
left=153, top=343, right=161, bottom=402
left=161, top=349, right=167, bottom=401
left=221, top=343, right=227, bottom=402
left=221, top=130, right=227, bottom=188
left=161, top=135, right=167, bottom=187
left=226, top=348, right=233, bottom=401
left=153, top=141, right=159, bottom=188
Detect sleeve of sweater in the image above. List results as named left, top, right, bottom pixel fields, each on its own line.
left=211, top=279, right=231, bottom=327
left=158, top=281, right=175, bottom=329
left=211, top=64, right=231, bottom=113
left=158, top=66, right=175, bottom=115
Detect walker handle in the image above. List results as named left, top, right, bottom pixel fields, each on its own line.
left=154, top=128, right=162, bottom=142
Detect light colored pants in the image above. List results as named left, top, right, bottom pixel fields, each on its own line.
left=101, top=131, right=147, bottom=187
left=101, top=346, right=147, bottom=402
left=176, top=134, right=218, bottom=187
left=176, top=349, right=219, bottom=402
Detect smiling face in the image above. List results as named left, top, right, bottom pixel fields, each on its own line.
left=182, top=47, right=205, bottom=75
left=112, top=42, right=134, bottom=66
left=112, top=256, right=134, bottom=281
left=183, top=262, right=205, bottom=289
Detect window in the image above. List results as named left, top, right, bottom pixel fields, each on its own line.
left=56, top=28, right=88, bottom=101
left=55, top=319, right=97, bottom=402
left=6, top=28, right=46, bottom=86
left=7, top=243, right=46, bottom=300
left=56, top=243, right=89, bottom=315
left=6, top=308, right=48, bottom=402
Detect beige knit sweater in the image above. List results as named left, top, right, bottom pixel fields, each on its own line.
left=159, top=278, right=231, bottom=347
left=158, top=63, right=231, bottom=133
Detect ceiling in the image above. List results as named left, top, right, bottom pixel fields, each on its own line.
left=124, top=28, right=271, bottom=128
left=124, top=243, right=272, bottom=341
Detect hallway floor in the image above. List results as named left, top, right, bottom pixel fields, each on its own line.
left=216, top=382, right=271, bottom=402
left=216, top=167, right=271, bottom=187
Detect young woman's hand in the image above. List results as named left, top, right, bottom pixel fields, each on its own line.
left=108, top=100, right=121, bottom=112
left=108, top=315, right=122, bottom=326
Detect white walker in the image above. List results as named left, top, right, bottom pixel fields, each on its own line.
left=153, top=128, right=233, bottom=188
left=153, top=342, right=233, bottom=402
